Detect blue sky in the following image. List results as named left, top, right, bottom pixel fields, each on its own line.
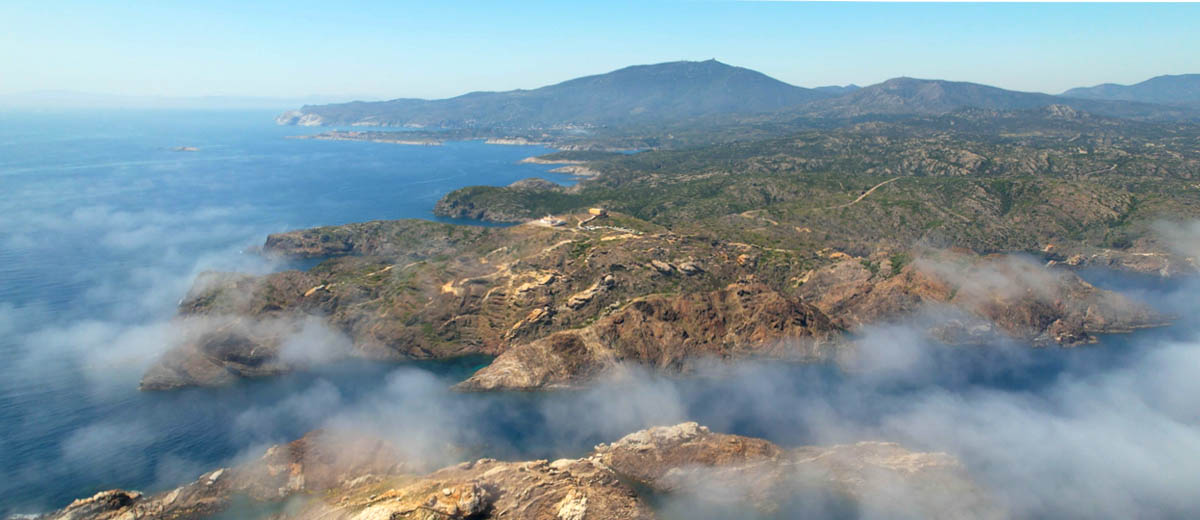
left=1, top=1, right=1197, bottom=100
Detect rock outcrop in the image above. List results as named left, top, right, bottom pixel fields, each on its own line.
left=1044, top=244, right=1198, bottom=278
left=141, top=218, right=821, bottom=390
left=39, top=423, right=1001, bottom=520
left=594, top=423, right=1003, bottom=519
left=457, top=281, right=841, bottom=391
left=38, top=429, right=408, bottom=520
left=798, top=249, right=1167, bottom=346
left=142, top=216, right=1172, bottom=390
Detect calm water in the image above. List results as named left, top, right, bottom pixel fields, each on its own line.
left=0, top=109, right=574, bottom=515
left=1, top=110, right=1197, bottom=518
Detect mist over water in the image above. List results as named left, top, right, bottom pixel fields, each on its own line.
left=0, top=110, right=569, bottom=515
left=3, top=111, right=1200, bottom=519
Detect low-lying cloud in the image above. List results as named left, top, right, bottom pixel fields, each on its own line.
left=6, top=215, right=1200, bottom=519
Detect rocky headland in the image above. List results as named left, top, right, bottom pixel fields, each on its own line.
left=289, top=131, right=444, bottom=146
left=140, top=214, right=1166, bottom=391
left=38, top=423, right=1002, bottom=520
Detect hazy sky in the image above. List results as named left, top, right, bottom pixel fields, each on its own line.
left=1, top=1, right=1197, bottom=100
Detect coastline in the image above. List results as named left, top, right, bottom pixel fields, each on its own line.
left=286, top=128, right=642, bottom=154
left=288, top=131, right=443, bottom=146
left=0, top=110, right=600, bottom=517
left=518, top=156, right=601, bottom=177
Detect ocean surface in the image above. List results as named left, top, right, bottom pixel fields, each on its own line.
left=1, top=110, right=1198, bottom=518
left=0, top=109, right=576, bottom=515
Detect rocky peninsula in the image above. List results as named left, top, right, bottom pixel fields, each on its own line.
left=140, top=213, right=1166, bottom=391
left=38, top=423, right=1002, bottom=520
left=289, top=131, right=443, bottom=146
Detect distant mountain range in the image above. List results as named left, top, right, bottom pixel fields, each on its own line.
left=794, top=77, right=1194, bottom=121
left=278, top=60, right=839, bottom=127
left=1062, top=74, right=1200, bottom=107
left=276, top=60, right=1200, bottom=127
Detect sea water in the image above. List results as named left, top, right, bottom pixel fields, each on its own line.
left=0, top=109, right=574, bottom=514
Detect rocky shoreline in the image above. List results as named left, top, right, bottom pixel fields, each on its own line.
left=518, top=156, right=602, bottom=178
left=136, top=214, right=1168, bottom=392
left=288, top=131, right=444, bottom=146
left=36, top=423, right=1003, bottom=520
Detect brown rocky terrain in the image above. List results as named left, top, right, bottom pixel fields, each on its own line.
left=141, top=215, right=1169, bottom=391
left=38, top=429, right=408, bottom=520
left=39, top=423, right=1002, bottom=520
left=456, top=280, right=841, bottom=391
left=430, top=111, right=1200, bottom=284
left=1042, top=241, right=1198, bottom=278
left=798, top=249, right=1167, bottom=346
left=140, top=216, right=819, bottom=390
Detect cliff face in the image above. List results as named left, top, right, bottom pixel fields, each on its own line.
left=39, top=423, right=1002, bottom=520
left=141, top=216, right=1169, bottom=391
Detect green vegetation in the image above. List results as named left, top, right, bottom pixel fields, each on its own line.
left=569, top=240, right=592, bottom=260
left=434, top=110, right=1200, bottom=259
left=532, top=150, right=628, bottom=162
left=860, top=259, right=880, bottom=277
left=889, top=252, right=912, bottom=277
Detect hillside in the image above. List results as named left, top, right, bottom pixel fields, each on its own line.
left=278, top=64, right=1200, bottom=135
left=276, top=60, right=832, bottom=128
left=1063, top=74, right=1200, bottom=107
left=434, top=108, right=1200, bottom=276
left=794, top=77, right=1197, bottom=120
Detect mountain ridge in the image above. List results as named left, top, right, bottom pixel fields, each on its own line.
left=278, top=59, right=833, bottom=128
left=1062, top=73, right=1200, bottom=107
left=277, top=61, right=1200, bottom=129
left=793, top=76, right=1196, bottom=120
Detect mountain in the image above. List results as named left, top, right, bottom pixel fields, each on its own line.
left=280, top=65, right=1199, bottom=129
left=276, top=59, right=833, bottom=127
left=812, top=84, right=861, bottom=96
left=793, top=77, right=1197, bottom=121
left=1062, top=74, right=1200, bottom=107
left=805, top=77, right=1064, bottom=115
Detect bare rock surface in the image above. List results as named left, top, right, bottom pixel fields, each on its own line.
left=141, top=217, right=1171, bottom=391
left=799, top=249, right=1167, bottom=346
left=38, top=423, right=1001, bottom=520
left=141, top=218, right=821, bottom=390
left=457, top=281, right=842, bottom=391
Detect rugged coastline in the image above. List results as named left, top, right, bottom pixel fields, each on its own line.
left=15, top=24, right=1200, bottom=520
left=139, top=213, right=1168, bottom=392
left=38, top=423, right=1002, bottom=520
left=288, top=131, right=444, bottom=146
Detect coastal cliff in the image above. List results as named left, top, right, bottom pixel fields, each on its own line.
left=140, top=215, right=1166, bottom=391
left=38, top=423, right=1002, bottom=520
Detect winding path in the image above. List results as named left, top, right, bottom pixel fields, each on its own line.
left=825, top=177, right=902, bottom=210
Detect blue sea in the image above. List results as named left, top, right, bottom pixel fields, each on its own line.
left=2, top=110, right=1199, bottom=518
left=0, top=110, right=576, bottom=514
